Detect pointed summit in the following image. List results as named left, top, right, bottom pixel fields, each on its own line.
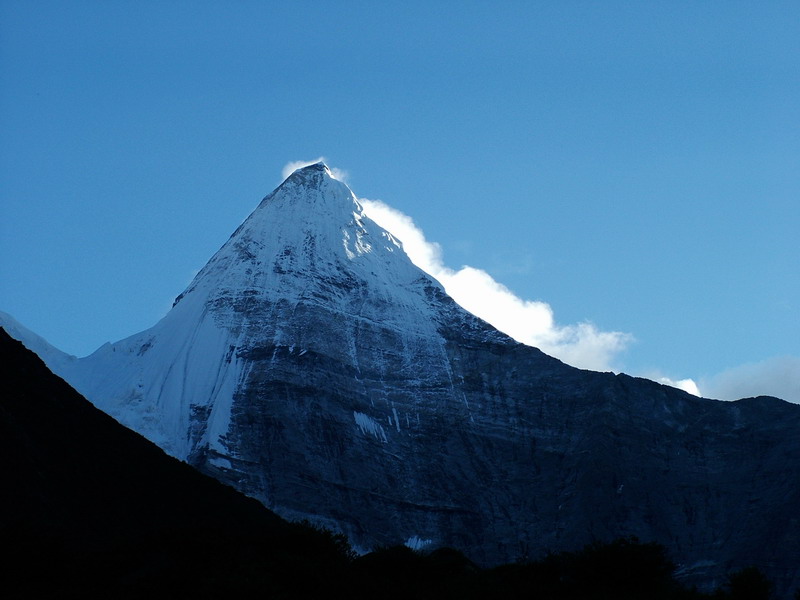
left=280, top=161, right=333, bottom=189
left=172, top=159, right=431, bottom=322
left=259, top=160, right=354, bottom=215
left=280, top=161, right=342, bottom=189
left=290, top=161, right=330, bottom=176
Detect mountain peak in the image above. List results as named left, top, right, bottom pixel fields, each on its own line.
left=31, top=167, right=800, bottom=595
left=284, top=161, right=333, bottom=186
left=297, top=161, right=329, bottom=173
left=267, top=161, right=351, bottom=213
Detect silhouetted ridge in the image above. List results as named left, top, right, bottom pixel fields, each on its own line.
left=0, top=328, right=353, bottom=596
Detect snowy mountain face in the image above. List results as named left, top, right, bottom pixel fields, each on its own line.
left=65, top=164, right=510, bottom=459
left=25, top=163, right=800, bottom=596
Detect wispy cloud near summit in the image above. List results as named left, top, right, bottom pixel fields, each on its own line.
left=359, top=199, right=800, bottom=404
left=360, top=198, right=633, bottom=372
left=276, top=161, right=798, bottom=404
left=700, top=356, right=800, bottom=404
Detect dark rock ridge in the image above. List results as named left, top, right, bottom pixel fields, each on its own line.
left=0, top=328, right=355, bottom=596
left=26, top=163, right=800, bottom=596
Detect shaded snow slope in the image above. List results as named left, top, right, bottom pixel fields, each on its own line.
left=0, top=311, right=77, bottom=374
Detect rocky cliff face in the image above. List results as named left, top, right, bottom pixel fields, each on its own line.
left=37, top=164, right=799, bottom=595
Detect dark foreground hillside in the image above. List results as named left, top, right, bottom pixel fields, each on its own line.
left=0, top=328, right=351, bottom=598
left=1, top=328, right=793, bottom=599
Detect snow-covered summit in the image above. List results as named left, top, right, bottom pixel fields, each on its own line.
left=172, top=159, right=442, bottom=332
left=287, top=161, right=332, bottom=178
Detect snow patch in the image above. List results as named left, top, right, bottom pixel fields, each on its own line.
left=354, top=411, right=388, bottom=442
left=391, top=406, right=401, bottom=432
left=209, top=455, right=232, bottom=470
left=405, top=536, right=433, bottom=551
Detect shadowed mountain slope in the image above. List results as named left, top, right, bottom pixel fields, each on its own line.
left=11, top=164, right=799, bottom=596
left=0, top=328, right=353, bottom=597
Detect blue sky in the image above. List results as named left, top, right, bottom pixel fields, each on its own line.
left=1, top=1, right=798, bottom=401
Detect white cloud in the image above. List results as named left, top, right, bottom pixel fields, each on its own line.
left=699, top=356, right=800, bottom=404
left=654, top=376, right=701, bottom=397
left=292, top=163, right=794, bottom=400
left=360, top=198, right=633, bottom=372
left=281, top=157, right=349, bottom=182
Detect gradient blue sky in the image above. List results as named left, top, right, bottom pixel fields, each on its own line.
left=1, top=1, right=798, bottom=400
